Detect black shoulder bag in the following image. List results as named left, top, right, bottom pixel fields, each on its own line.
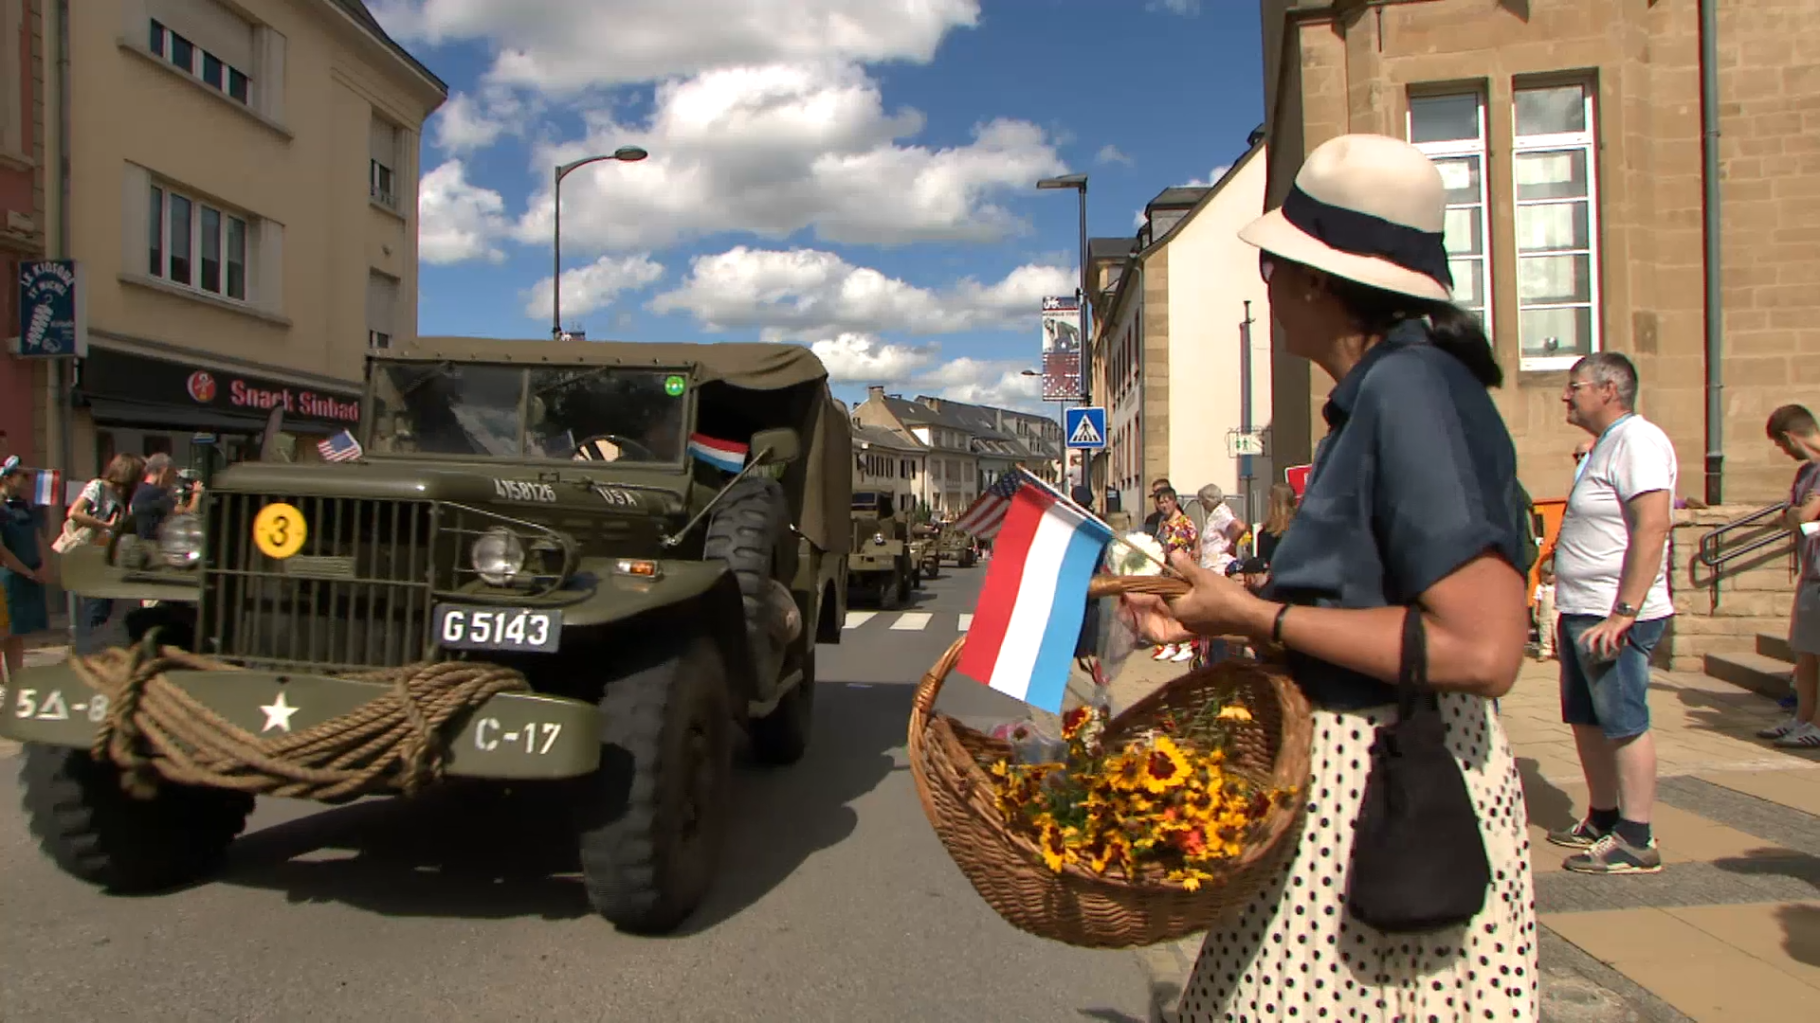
left=1344, top=606, right=1491, bottom=933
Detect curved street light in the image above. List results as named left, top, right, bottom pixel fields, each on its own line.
left=551, top=145, right=650, bottom=339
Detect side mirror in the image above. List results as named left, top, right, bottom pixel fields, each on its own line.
left=750, top=427, right=801, bottom=466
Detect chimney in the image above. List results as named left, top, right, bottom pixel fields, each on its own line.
left=866, top=385, right=885, bottom=402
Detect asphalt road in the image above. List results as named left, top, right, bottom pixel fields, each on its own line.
left=0, top=565, right=1154, bottom=1023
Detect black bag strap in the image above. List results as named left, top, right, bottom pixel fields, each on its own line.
left=1397, top=606, right=1438, bottom=720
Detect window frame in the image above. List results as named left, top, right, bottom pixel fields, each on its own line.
left=370, top=158, right=396, bottom=209
left=148, top=182, right=250, bottom=304
left=1511, top=80, right=1602, bottom=372
left=1404, top=89, right=1493, bottom=344
left=148, top=18, right=253, bottom=108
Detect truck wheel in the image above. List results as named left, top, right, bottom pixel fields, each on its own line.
left=574, top=635, right=733, bottom=934
left=879, top=574, right=902, bottom=610
left=703, top=476, right=789, bottom=678
left=748, top=646, right=814, bottom=767
left=19, top=745, right=254, bottom=893
left=895, top=565, right=913, bottom=605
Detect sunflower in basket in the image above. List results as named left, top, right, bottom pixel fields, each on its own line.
left=987, top=698, right=1291, bottom=889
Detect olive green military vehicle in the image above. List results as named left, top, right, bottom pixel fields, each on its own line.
left=847, top=491, right=913, bottom=608
left=908, top=523, right=940, bottom=582
left=0, top=337, right=851, bottom=935
left=936, top=521, right=979, bottom=568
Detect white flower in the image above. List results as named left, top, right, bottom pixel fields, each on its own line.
left=1110, top=532, right=1165, bottom=576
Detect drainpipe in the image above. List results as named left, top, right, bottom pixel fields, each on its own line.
left=54, top=0, right=73, bottom=636
left=1699, top=0, right=1725, bottom=506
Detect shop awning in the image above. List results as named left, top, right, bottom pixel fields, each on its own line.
left=82, top=398, right=306, bottom=434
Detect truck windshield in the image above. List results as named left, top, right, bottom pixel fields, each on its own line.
left=366, top=362, right=689, bottom=464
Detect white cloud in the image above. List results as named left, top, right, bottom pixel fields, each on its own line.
left=802, top=333, right=937, bottom=383
left=650, top=246, right=1070, bottom=339
left=371, top=0, right=981, bottom=92
left=495, top=63, right=1068, bottom=254
left=1186, top=163, right=1233, bottom=187
left=1133, top=208, right=1146, bottom=228
left=1095, top=144, right=1133, bottom=167
left=1146, top=0, right=1200, bottom=14
left=430, top=86, right=541, bottom=153
left=912, top=357, right=1045, bottom=410
left=522, top=254, right=666, bottom=321
left=791, top=336, right=1044, bottom=412
left=417, top=160, right=510, bottom=264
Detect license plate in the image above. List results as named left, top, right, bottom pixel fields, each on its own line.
left=434, top=605, right=562, bottom=653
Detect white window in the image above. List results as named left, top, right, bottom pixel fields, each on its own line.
left=149, top=17, right=250, bottom=105
left=149, top=183, right=247, bottom=301
left=1512, top=81, right=1600, bottom=370
left=367, top=270, right=399, bottom=350
left=1406, top=91, right=1491, bottom=337
left=370, top=117, right=399, bottom=209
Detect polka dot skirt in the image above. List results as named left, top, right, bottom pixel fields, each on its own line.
left=1176, top=692, right=1538, bottom=1022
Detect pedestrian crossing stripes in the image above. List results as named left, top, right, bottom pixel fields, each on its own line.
left=843, top=610, right=974, bottom=633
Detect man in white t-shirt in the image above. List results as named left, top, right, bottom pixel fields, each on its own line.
left=1547, top=353, right=1677, bottom=875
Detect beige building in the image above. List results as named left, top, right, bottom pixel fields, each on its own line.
left=1089, top=135, right=1275, bottom=522
left=45, top=0, right=444, bottom=476
left=851, top=423, right=924, bottom=515
left=852, top=387, right=980, bottom=516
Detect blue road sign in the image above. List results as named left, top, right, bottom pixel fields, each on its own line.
left=1064, top=406, right=1107, bottom=450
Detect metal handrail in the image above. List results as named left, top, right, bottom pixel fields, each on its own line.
left=1695, top=500, right=1791, bottom=570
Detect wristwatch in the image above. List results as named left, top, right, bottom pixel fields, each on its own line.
left=1612, top=602, right=1639, bottom=618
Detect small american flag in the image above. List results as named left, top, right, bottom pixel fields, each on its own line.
left=318, top=430, right=364, bottom=462
left=954, top=469, right=1030, bottom=540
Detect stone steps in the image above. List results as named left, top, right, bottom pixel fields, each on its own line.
left=1702, top=632, right=1795, bottom=699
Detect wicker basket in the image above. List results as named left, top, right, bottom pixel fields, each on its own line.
left=906, top=574, right=1314, bottom=949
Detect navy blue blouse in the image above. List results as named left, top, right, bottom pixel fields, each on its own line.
left=1263, top=319, right=1524, bottom=710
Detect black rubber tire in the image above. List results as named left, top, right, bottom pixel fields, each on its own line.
left=702, top=476, right=788, bottom=677
left=19, top=744, right=254, bottom=893
left=879, top=574, right=902, bottom=610
left=574, top=635, right=733, bottom=934
left=895, top=562, right=913, bottom=605
left=748, top=645, right=814, bottom=767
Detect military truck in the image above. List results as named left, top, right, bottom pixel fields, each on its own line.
left=0, top=337, right=851, bottom=935
left=848, top=490, right=913, bottom=608
left=908, top=523, right=940, bottom=582
left=936, top=521, right=979, bottom=568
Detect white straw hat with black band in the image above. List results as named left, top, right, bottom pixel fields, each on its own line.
left=1239, top=133, right=1455, bottom=303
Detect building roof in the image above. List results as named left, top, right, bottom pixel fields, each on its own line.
left=915, top=396, right=1063, bottom=463
left=328, top=0, right=450, bottom=95
left=1089, top=236, right=1138, bottom=262
left=880, top=394, right=975, bottom=431
left=1147, top=186, right=1212, bottom=210
left=851, top=424, right=923, bottom=452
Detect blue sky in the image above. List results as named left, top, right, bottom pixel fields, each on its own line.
left=377, top=0, right=1265, bottom=412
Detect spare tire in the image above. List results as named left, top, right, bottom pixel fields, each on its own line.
left=703, top=475, right=790, bottom=681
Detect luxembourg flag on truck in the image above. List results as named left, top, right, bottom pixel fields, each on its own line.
left=687, top=433, right=748, bottom=473
left=957, top=471, right=1114, bottom=714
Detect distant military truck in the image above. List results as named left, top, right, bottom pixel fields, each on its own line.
left=849, top=491, right=913, bottom=608
left=936, top=522, right=978, bottom=568
left=0, top=336, right=852, bottom=935
left=909, top=522, right=941, bottom=581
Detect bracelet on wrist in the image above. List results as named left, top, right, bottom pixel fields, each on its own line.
left=1271, top=603, right=1291, bottom=645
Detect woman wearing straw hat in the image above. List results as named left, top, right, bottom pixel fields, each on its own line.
left=1125, top=134, right=1536, bottom=1020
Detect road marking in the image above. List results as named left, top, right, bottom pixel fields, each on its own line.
left=958, top=613, right=973, bottom=632
left=843, top=611, right=877, bottom=629
left=890, top=612, right=932, bottom=631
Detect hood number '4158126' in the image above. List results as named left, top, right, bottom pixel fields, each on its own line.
left=494, top=479, right=556, bottom=503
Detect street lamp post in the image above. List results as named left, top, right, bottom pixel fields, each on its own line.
left=1035, top=173, right=1089, bottom=493
left=551, top=145, right=649, bottom=340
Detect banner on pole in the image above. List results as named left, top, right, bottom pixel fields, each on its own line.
left=1039, top=295, right=1083, bottom=402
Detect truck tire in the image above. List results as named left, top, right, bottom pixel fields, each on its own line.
left=747, top=645, right=814, bottom=767
left=574, top=634, right=733, bottom=934
left=702, top=476, right=789, bottom=680
left=19, top=745, right=254, bottom=893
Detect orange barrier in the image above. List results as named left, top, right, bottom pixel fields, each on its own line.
left=1528, top=496, right=1568, bottom=607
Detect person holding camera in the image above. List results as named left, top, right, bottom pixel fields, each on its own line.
left=130, top=454, right=203, bottom=540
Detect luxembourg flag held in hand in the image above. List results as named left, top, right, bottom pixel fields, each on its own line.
left=957, top=471, right=1114, bottom=714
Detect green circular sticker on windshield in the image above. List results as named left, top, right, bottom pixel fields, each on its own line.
left=664, top=374, right=687, bottom=396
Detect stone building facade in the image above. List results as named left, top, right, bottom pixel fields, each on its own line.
left=0, top=0, right=47, bottom=467
left=1261, top=0, right=1820, bottom=507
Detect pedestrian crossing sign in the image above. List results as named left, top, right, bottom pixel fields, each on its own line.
left=1064, top=406, right=1107, bottom=449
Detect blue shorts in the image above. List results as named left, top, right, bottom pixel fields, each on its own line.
left=1558, top=613, right=1669, bottom=740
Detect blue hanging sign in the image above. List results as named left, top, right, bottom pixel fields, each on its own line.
left=17, top=259, right=86, bottom=358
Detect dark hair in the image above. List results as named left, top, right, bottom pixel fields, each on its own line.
left=1768, top=403, right=1820, bottom=440
left=1320, top=273, right=1502, bottom=389
left=1154, top=487, right=1177, bottom=503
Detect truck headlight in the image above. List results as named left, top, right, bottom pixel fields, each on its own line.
left=471, top=527, right=525, bottom=586
left=157, top=513, right=204, bottom=567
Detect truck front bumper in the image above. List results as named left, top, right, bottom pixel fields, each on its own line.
left=0, top=660, right=601, bottom=780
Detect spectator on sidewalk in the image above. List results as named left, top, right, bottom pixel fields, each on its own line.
left=0, top=458, right=50, bottom=680
left=130, top=454, right=204, bottom=540
left=1254, top=482, right=1297, bottom=567
left=1759, top=404, right=1820, bottom=747
left=63, top=453, right=143, bottom=654
left=1140, top=477, right=1172, bottom=537
left=1549, top=352, right=1677, bottom=875
left=1534, top=438, right=1595, bottom=660
left=1193, top=484, right=1245, bottom=577
left=1150, top=486, right=1198, bottom=664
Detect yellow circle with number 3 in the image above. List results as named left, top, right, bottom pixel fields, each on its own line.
left=253, top=502, right=307, bottom=559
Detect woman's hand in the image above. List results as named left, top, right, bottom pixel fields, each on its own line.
left=1121, top=551, right=1272, bottom=644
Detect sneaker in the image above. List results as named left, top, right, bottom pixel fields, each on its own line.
left=1758, top=716, right=1802, bottom=740
left=1773, top=721, right=1820, bottom=748
left=1170, top=644, right=1196, bottom=663
left=1546, top=816, right=1611, bottom=850
left=1563, top=832, right=1663, bottom=875
left=1152, top=644, right=1175, bottom=661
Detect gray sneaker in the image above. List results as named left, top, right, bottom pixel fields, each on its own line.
left=1563, top=832, right=1663, bottom=874
left=1546, top=816, right=1610, bottom=850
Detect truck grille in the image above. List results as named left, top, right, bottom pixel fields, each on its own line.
left=200, top=493, right=446, bottom=671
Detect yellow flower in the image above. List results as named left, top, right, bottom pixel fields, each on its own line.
left=989, top=759, right=1010, bottom=778
left=1168, top=867, right=1214, bottom=891
left=1036, top=818, right=1075, bottom=873
left=1217, top=704, right=1253, bottom=723
left=1106, top=751, right=1148, bottom=791
left=1139, top=735, right=1193, bottom=794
